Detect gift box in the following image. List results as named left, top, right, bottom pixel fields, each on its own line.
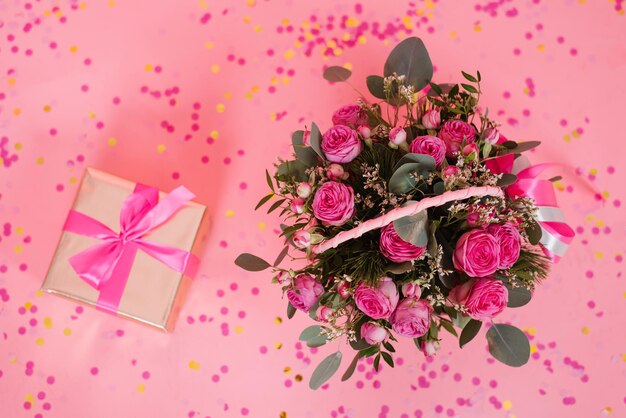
left=42, top=168, right=207, bottom=332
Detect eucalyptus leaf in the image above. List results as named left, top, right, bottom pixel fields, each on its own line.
left=506, top=286, right=532, bottom=308
left=393, top=208, right=429, bottom=247
left=341, top=352, right=362, bottom=381
left=433, top=181, right=445, bottom=195
left=287, top=302, right=297, bottom=319
left=277, top=160, right=308, bottom=182
left=323, top=66, right=352, bottom=82
left=381, top=352, right=394, bottom=368
left=526, top=220, right=542, bottom=245
left=459, top=319, right=482, bottom=348
left=234, top=253, right=272, bottom=272
left=309, top=351, right=343, bottom=390
left=427, top=83, right=455, bottom=97
left=366, top=75, right=386, bottom=99
left=497, top=173, right=518, bottom=187
left=486, top=323, right=530, bottom=367
left=255, top=193, right=274, bottom=210
left=291, top=130, right=320, bottom=167
left=265, top=169, right=275, bottom=192
left=299, top=325, right=323, bottom=341
left=309, top=122, right=325, bottom=160
left=385, top=261, right=414, bottom=274
left=273, top=246, right=289, bottom=266
left=307, top=335, right=330, bottom=348
left=498, top=141, right=541, bottom=156
left=383, top=37, right=433, bottom=91
left=393, top=153, right=436, bottom=172
left=388, top=163, right=422, bottom=194
left=440, top=318, right=458, bottom=337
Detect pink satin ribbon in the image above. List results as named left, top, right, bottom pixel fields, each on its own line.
left=487, top=155, right=575, bottom=262
left=63, top=183, right=199, bottom=313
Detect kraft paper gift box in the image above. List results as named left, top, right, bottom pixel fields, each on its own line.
left=42, top=168, right=206, bottom=332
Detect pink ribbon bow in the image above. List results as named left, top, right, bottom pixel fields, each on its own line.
left=63, top=183, right=199, bottom=313
left=486, top=154, right=575, bottom=262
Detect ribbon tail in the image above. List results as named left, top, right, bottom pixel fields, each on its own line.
left=135, top=239, right=199, bottom=278
left=64, top=210, right=117, bottom=240
left=68, top=241, right=125, bottom=289
left=95, top=245, right=138, bottom=314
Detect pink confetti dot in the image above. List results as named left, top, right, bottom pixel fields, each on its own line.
left=56, top=184, right=64, bottom=192
left=46, top=376, right=55, bottom=384
left=142, top=371, right=151, bottom=379
left=113, top=97, right=121, bottom=105
left=172, top=172, right=180, bottom=180
left=570, top=48, right=578, bottom=56
left=224, top=157, right=231, bottom=165
left=212, top=374, right=220, bottom=382
left=239, top=182, right=247, bottom=190
left=259, top=346, right=268, bottom=354
left=585, top=271, right=593, bottom=279
left=219, top=240, right=228, bottom=248
left=90, top=367, right=99, bottom=375
left=251, top=287, right=259, bottom=296
left=81, top=84, right=89, bottom=92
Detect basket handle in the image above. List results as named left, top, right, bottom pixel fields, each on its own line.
left=311, top=185, right=504, bottom=255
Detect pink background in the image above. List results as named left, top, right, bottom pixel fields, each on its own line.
left=1, top=1, right=625, bottom=417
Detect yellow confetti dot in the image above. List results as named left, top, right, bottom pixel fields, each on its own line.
left=253, top=25, right=263, bottom=32
left=7, top=77, right=16, bottom=86
left=563, top=134, right=571, bottom=142
left=537, top=44, right=545, bottom=52
left=530, top=344, right=538, bottom=354
left=88, top=112, right=96, bottom=119
left=602, top=407, right=613, bottom=414
left=64, top=328, right=72, bottom=336
left=226, top=210, right=234, bottom=218
left=333, top=48, right=343, bottom=56
left=43, top=105, right=52, bottom=112
left=69, top=45, right=78, bottom=53
left=188, top=360, right=201, bottom=370
left=216, top=103, right=225, bottom=113
left=234, top=326, right=243, bottom=334
left=79, top=1, right=87, bottom=9
left=589, top=168, right=598, bottom=175
left=243, top=16, right=252, bottom=24
left=294, top=374, right=303, bottom=382
left=14, top=142, right=22, bottom=151
left=69, top=177, right=77, bottom=185
left=25, top=394, right=35, bottom=403
left=525, top=327, right=536, bottom=336
left=474, top=24, right=482, bottom=32
left=274, top=317, right=282, bottom=324
left=24, top=301, right=33, bottom=309
left=582, top=326, right=590, bottom=335
left=107, top=137, right=117, bottom=147
left=224, top=91, right=232, bottom=100
left=270, top=112, right=277, bottom=121
left=15, top=245, right=23, bottom=254
left=503, top=400, right=512, bottom=410
left=43, top=317, right=53, bottom=329
left=401, top=15, right=413, bottom=30
left=523, top=87, right=530, bottom=95
left=145, top=64, right=153, bottom=72
left=36, top=157, right=45, bottom=165
left=283, top=366, right=291, bottom=374
left=258, top=222, right=266, bottom=231
left=280, top=412, right=287, bottom=418
left=585, top=214, right=594, bottom=222
left=281, top=18, right=290, bottom=25
left=246, top=0, right=256, bottom=6
left=35, top=338, right=45, bottom=346
left=156, top=144, right=166, bottom=153
left=274, top=342, right=282, bottom=349
left=35, top=290, right=44, bottom=298
left=345, top=17, right=358, bottom=27
left=282, top=77, right=290, bottom=85
left=210, top=64, right=220, bottom=73
left=450, top=31, right=458, bottom=39
left=13, top=107, right=21, bottom=116
left=357, top=35, right=367, bottom=44
left=210, top=130, right=219, bottom=140
left=283, top=49, right=295, bottom=60
left=108, top=0, right=116, bottom=7
left=244, top=92, right=254, bottom=100
left=594, top=252, right=604, bottom=260
left=15, top=226, right=23, bottom=235
left=198, top=0, right=208, bottom=9
left=137, top=384, right=145, bottom=393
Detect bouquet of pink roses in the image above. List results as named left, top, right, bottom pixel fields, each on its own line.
left=236, top=37, right=574, bottom=389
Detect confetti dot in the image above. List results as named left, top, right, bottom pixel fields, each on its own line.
left=188, top=361, right=201, bottom=371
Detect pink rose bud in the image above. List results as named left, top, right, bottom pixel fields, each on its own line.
left=290, top=198, right=305, bottom=214
left=275, top=271, right=292, bottom=286
left=286, top=274, right=324, bottom=312
left=421, top=340, right=440, bottom=356
left=296, top=182, right=312, bottom=198
left=422, top=109, right=441, bottom=129
left=390, top=297, right=432, bottom=338
left=354, top=277, right=399, bottom=319
left=357, top=124, right=371, bottom=139
left=337, top=281, right=351, bottom=298
left=466, top=212, right=480, bottom=228
left=389, top=127, right=407, bottom=146
left=361, top=322, right=388, bottom=345
left=453, top=229, right=501, bottom=277
left=316, top=306, right=333, bottom=322
left=443, top=166, right=460, bottom=177
left=462, top=143, right=478, bottom=156
left=312, top=181, right=355, bottom=226
left=302, top=129, right=311, bottom=146
left=292, top=230, right=311, bottom=249
left=483, top=127, right=500, bottom=145
left=326, top=163, right=345, bottom=181
left=449, top=277, right=508, bottom=321
left=401, top=282, right=422, bottom=298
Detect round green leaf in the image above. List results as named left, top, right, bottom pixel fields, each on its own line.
left=383, top=37, right=433, bottom=91
left=234, top=253, right=271, bottom=271
left=299, top=325, right=323, bottom=341
left=366, top=75, right=386, bottom=99
left=323, top=66, right=352, bottom=82
left=393, top=208, right=428, bottom=247
left=459, top=319, right=482, bottom=348
left=486, top=323, right=530, bottom=367
left=388, top=163, right=422, bottom=194
left=506, top=286, right=532, bottom=308
left=309, top=351, right=343, bottom=390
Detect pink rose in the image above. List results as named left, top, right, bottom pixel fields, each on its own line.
left=379, top=223, right=426, bottom=263
left=487, top=223, right=521, bottom=269
left=312, top=181, right=355, bottom=226
left=389, top=127, right=407, bottom=146
left=453, top=229, right=500, bottom=277
left=439, top=120, right=476, bottom=157
left=483, top=127, right=500, bottom=145
left=448, top=278, right=508, bottom=321
left=361, top=322, right=387, bottom=345
left=321, top=125, right=362, bottom=163
left=286, top=274, right=324, bottom=312
left=390, top=297, right=432, bottom=338
left=354, top=277, right=399, bottom=319
left=332, top=104, right=368, bottom=128
left=293, top=230, right=311, bottom=249
left=422, top=109, right=441, bottom=129
left=410, top=135, right=447, bottom=167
